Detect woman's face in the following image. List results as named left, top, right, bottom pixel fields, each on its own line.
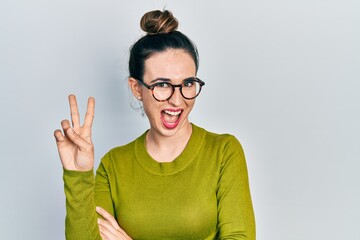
left=130, top=48, right=197, bottom=138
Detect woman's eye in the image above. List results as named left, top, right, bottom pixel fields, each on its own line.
left=157, top=82, right=170, bottom=88
left=184, top=81, right=194, bottom=87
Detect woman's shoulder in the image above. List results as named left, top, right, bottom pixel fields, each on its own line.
left=193, top=124, right=246, bottom=164
left=193, top=123, right=241, bottom=146
left=101, top=131, right=146, bottom=163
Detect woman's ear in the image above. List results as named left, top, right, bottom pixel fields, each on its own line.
left=128, top=77, right=142, bottom=100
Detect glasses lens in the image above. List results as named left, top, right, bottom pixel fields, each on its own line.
left=182, top=80, right=201, bottom=99
left=153, top=82, right=173, bottom=101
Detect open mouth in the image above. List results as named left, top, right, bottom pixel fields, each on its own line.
left=161, top=109, right=183, bottom=129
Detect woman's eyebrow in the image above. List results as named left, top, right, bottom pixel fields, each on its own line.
left=183, top=77, right=196, bottom=81
left=150, top=78, right=171, bottom=83
left=150, top=77, right=196, bottom=84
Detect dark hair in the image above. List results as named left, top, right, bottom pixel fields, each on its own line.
left=129, top=10, right=199, bottom=81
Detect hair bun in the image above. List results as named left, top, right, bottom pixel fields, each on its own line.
left=140, top=10, right=178, bottom=34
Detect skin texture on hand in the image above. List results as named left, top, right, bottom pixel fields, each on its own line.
left=54, top=95, right=95, bottom=171
left=97, top=207, right=132, bottom=240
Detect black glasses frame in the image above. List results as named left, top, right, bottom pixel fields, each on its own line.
left=137, top=77, right=205, bottom=102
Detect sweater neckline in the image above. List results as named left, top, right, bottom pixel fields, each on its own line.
left=134, top=123, right=205, bottom=176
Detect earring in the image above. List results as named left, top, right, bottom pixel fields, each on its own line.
left=137, top=96, right=142, bottom=100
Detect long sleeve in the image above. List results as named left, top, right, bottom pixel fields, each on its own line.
left=63, top=169, right=101, bottom=240
left=94, top=160, right=115, bottom=217
left=216, top=136, right=256, bottom=240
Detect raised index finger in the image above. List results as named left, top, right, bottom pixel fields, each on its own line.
left=68, top=94, right=80, bottom=128
left=83, top=96, right=95, bottom=128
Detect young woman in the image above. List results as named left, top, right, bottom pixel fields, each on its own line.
left=54, top=10, right=255, bottom=240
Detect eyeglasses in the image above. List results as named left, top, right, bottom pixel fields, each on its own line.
left=137, top=77, right=205, bottom=102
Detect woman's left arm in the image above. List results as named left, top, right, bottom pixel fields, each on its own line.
left=216, top=136, right=256, bottom=240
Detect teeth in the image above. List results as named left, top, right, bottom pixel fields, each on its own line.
left=164, top=110, right=181, bottom=116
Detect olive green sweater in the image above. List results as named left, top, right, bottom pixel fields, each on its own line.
left=63, top=124, right=255, bottom=239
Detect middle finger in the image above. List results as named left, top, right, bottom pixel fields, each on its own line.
left=83, top=97, right=95, bottom=128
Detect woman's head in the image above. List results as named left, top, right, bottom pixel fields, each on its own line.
left=129, top=10, right=199, bottom=81
left=128, top=10, right=202, bottom=138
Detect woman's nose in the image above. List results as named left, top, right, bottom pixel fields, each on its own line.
left=168, top=87, right=183, bottom=106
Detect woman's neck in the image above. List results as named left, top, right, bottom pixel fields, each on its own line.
left=145, top=122, right=193, bottom=163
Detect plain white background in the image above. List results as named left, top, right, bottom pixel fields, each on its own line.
left=1, top=0, right=359, bottom=239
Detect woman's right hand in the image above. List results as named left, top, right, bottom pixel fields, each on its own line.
left=54, top=95, right=95, bottom=171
